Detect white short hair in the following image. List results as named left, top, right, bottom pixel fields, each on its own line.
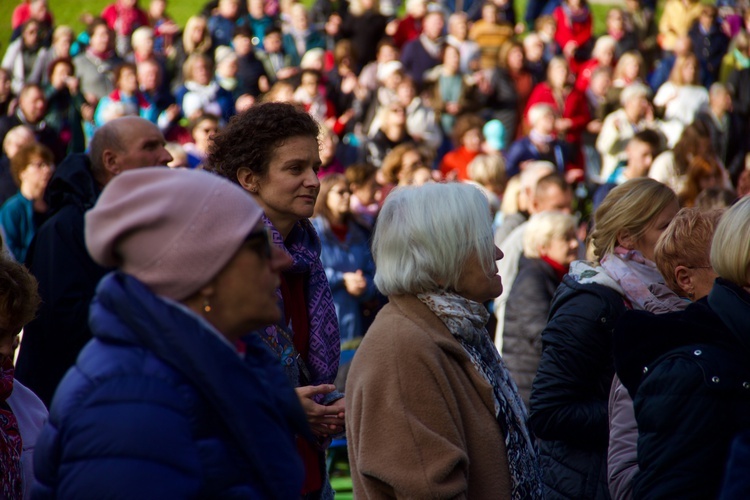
left=710, top=196, right=750, bottom=286
left=522, top=211, right=577, bottom=258
left=131, top=26, right=154, bottom=49
left=527, top=103, right=556, bottom=127
left=620, top=82, right=651, bottom=106
left=373, top=183, right=494, bottom=296
left=592, top=35, right=616, bottom=59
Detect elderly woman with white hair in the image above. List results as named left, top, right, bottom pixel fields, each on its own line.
left=346, top=182, right=543, bottom=499
left=505, top=103, right=569, bottom=178
left=596, top=82, right=656, bottom=181
left=613, top=196, right=750, bottom=498
left=503, top=211, right=579, bottom=407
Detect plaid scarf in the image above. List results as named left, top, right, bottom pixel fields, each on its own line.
left=0, top=356, right=22, bottom=500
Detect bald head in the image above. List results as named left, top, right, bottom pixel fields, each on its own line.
left=90, top=117, right=172, bottom=186
left=3, top=125, right=36, bottom=158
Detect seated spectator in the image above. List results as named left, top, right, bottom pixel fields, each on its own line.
left=604, top=8, right=638, bottom=60
left=366, top=104, right=413, bottom=168
left=208, top=0, right=242, bottom=48
left=653, top=53, right=708, bottom=145
left=400, top=9, right=445, bottom=89
left=73, top=19, right=123, bottom=102
left=688, top=4, right=729, bottom=87
left=446, top=12, right=481, bottom=74
left=395, top=76, right=442, bottom=149
left=176, top=54, right=235, bottom=123
left=378, top=142, right=429, bottom=198
left=101, top=0, right=149, bottom=56
left=312, top=174, right=377, bottom=344
left=0, top=256, right=47, bottom=500
left=0, top=126, right=36, bottom=205
left=256, top=26, right=295, bottom=83
left=552, top=0, right=593, bottom=70
left=387, top=0, right=426, bottom=49
left=593, top=129, right=662, bottom=207
left=506, top=103, right=569, bottom=178
left=183, top=113, right=219, bottom=169
left=624, top=0, right=658, bottom=71
left=0, top=84, right=65, bottom=163
left=695, top=82, right=746, bottom=176
left=678, top=155, right=726, bottom=208
left=345, top=163, right=381, bottom=229
left=336, top=0, right=388, bottom=67
left=649, top=120, right=714, bottom=194
left=232, top=27, right=269, bottom=97
left=426, top=45, right=476, bottom=135
left=469, top=3, right=514, bottom=70
left=0, top=143, right=54, bottom=263
left=244, top=0, right=274, bottom=48
left=719, top=31, right=750, bottom=84
left=658, top=0, right=702, bottom=52
left=43, top=58, right=88, bottom=155
left=282, top=4, right=326, bottom=67
left=606, top=50, right=645, bottom=112
left=440, top=113, right=484, bottom=181
left=94, top=63, right=158, bottom=126
left=596, top=82, right=655, bottom=181
left=2, top=20, right=50, bottom=94
left=170, top=15, right=214, bottom=88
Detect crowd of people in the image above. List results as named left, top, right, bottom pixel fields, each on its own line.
left=1, top=0, right=750, bottom=497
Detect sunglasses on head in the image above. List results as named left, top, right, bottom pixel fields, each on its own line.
left=243, top=227, right=274, bottom=259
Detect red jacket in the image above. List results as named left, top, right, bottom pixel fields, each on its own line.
left=523, top=82, right=590, bottom=146
left=552, top=6, right=592, bottom=54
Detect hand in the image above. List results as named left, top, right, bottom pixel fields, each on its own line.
left=81, top=102, right=94, bottom=122
left=563, top=41, right=578, bottom=58
left=343, top=270, right=367, bottom=297
left=276, top=67, right=299, bottom=80
left=295, top=385, right=345, bottom=437
left=165, top=103, right=181, bottom=123
left=445, top=102, right=460, bottom=115
left=565, top=168, right=584, bottom=184
left=385, top=19, right=399, bottom=36
left=586, top=119, right=602, bottom=134
left=555, top=117, right=573, bottom=132
left=341, top=73, right=358, bottom=94
left=159, top=20, right=180, bottom=36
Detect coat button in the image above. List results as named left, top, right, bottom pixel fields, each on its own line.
left=712, top=376, right=720, bottom=383
left=694, top=350, right=702, bottom=356
left=600, top=317, right=606, bottom=323
left=643, top=366, right=648, bottom=374
left=743, top=382, right=750, bottom=389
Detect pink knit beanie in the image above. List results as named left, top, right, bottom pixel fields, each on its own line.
left=85, top=167, right=263, bottom=301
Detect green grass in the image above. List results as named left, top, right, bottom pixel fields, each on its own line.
left=0, top=0, right=207, bottom=52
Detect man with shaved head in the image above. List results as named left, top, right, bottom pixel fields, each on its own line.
left=15, top=116, right=172, bottom=405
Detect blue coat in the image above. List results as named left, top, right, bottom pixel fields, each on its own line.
left=312, top=216, right=377, bottom=343
left=0, top=192, right=36, bottom=263
left=33, top=272, right=309, bottom=499
left=504, top=136, right=568, bottom=178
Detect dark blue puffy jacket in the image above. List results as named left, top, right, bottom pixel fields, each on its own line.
left=32, top=272, right=309, bottom=499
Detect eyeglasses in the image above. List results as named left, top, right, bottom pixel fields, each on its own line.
left=243, top=227, right=274, bottom=259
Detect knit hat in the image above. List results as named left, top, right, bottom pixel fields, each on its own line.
left=85, top=167, right=263, bottom=301
left=483, top=119, right=507, bottom=151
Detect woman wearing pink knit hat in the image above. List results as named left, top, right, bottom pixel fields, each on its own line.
left=32, top=167, right=309, bottom=498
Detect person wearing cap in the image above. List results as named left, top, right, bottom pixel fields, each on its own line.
left=207, top=102, right=343, bottom=499
left=15, top=116, right=173, bottom=407
left=32, top=167, right=308, bottom=498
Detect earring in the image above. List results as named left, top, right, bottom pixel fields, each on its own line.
left=203, top=298, right=212, bottom=313
left=250, top=185, right=258, bottom=194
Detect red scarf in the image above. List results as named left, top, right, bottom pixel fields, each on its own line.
left=109, top=89, right=151, bottom=111
left=541, top=255, right=570, bottom=282
left=0, top=356, right=22, bottom=499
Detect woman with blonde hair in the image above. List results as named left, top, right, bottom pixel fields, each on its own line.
left=530, top=178, right=680, bottom=499
left=613, top=196, right=750, bottom=498
left=503, top=210, right=579, bottom=407
left=171, top=15, right=213, bottom=86
left=653, top=53, right=708, bottom=144
left=606, top=50, right=645, bottom=109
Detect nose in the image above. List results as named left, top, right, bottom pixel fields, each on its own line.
left=270, top=245, right=293, bottom=272
left=494, top=245, right=504, bottom=261
left=159, top=146, right=174, bottom=166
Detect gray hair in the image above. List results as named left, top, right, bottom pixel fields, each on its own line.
left=373, top=183, right=495, bottom=296
left=522, top=211, right=577, bottom=258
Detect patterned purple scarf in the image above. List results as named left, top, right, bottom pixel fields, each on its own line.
left=258, top=215, right=340, bottom=388
left=0, top=356, right=22, bottom=500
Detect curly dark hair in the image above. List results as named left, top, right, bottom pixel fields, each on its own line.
left=205, top=102, right=320, bottom=184
left=0, top=257, right=40, bottom=339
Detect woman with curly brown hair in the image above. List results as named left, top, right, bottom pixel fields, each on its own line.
left=206, top=102, right=343, bottom=500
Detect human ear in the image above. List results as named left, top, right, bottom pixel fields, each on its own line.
left=674, top=265, right=694, bottom=298
left=617, top=229, right=635, bottom=250
left=102, top=149, right=120, bottom=175
left=237, top=166, right=259, bottom=193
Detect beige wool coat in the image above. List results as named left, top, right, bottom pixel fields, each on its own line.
left=345, top=294, right=513, bottom=499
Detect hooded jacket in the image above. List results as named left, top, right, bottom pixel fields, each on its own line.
left=15, top=153, right=107, bottom=406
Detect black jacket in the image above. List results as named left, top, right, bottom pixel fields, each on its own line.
left=529, top=275, right=627, bottom=499
left=15, top=153, right=107, bottom=406
left=503, top=256, right=560, bottom=407
left=614, top=278, right=750, bottom=499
